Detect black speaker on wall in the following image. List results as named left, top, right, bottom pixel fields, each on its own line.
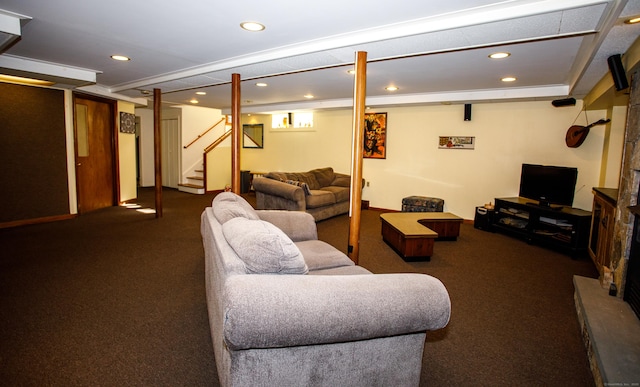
left=551, top=97, right=576, bottom=107
left=464, top=104, right=472, bottom=121
left=607, top=54, right=629, bottom=91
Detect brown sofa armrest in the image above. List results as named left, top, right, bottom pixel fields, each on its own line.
left=253, top=177, right=306, bottom=211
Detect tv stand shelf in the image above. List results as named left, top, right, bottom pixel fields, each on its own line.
left=493, top=197, right=592, bottom=257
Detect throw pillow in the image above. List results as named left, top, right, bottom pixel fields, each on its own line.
left=222, top=217, right=309, bottom=275
left=212, top=192, right=260, bottom=224
left=280, top=179, right=312, bottom=195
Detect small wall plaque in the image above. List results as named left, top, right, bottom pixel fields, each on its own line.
left=438, top=136, right=475, bottom=149
left=120, top=112, right=136, bottom=134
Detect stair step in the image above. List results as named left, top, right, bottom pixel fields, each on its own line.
left=187, top=176, right=204, bottom=181
left=179, top=183, right=204, bottom=189
left=178, top=183, right=205, bottom=195
left=195, top=169, right=204, bottom=173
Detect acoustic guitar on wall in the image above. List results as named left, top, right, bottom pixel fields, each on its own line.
left=565, top=118, right=610, bottom=148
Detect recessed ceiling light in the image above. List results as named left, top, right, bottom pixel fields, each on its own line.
left=385, top=86, right=399, bottom=91
left=304, top=94, right=314, bottom=99
left=489, top=52, right=510, bottom=59
left=240, top=22, right=265, bottom=31
left=110, top=55, right=130, bottom=61
left=190, top=98, right=199, bottom=104
left=501, top=77, right=517, bottom=82
left=256, top=82, right=268, bottom=87
left=624, top=16, right=640, bottom=24
left=347, top=70, right=356, bottom=75
left=196, top=91, right=206, bottom=95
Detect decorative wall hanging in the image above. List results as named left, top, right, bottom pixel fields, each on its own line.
left=364, top=112, right=387, bottom=159
left=438, top=136, right=475, bottom=149
left=119, top=112, right=136, bottom=134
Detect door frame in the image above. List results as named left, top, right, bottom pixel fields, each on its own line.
left=72, top=92, right=120, bottom=211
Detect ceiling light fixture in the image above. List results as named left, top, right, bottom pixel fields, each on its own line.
left=347, top=70, right=356, bottom=75
left=240, top=22, right=265, bottom=31
left=196, top=91, right=206, bottom=95
left=501, top=77, right=517, bottom=82
left=110, top=55, right=130, bottom=61
left=624, top=16, right=640, bottom=24
left=190, top=98, right=199, bottom=104
left=304, top=94, right=314, bottom=99
left=385, top=86, right=399, bottom=91
left=256, top=82, right=268, bottom=87
left=489, top=52, right=510, bottom=59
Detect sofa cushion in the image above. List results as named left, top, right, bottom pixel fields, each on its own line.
left=265, top=171, right=287, bottom=181
left=288, top=172, right=320, bottom=190
left=295, top=240, right=355, bottom=271
left=222, top=217, right=308, bottom=275
left=310, top=167, right=335, bottom=187
left=265, top=171, right=320, bottom=190
left=305, top=190, right=337, bottom=209
left=282, top=179, right=312, bottom=195
left=321, top=186, right=350, bottom=203
left=212, top=192, right=260, bottom=224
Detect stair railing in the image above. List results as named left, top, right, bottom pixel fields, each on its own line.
left=184, top=117, right=226, bottom=149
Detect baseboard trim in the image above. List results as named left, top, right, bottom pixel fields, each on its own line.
left=0, top=214, right=77, bottom=229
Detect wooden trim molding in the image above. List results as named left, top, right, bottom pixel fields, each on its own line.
left=0, top=214, right=77, bottom=229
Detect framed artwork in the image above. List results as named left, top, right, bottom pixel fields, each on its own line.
left=243, top=124, right=264, bottom=148
left=119, top=112, right=136, bottom=134
left=364, top=112, right=387, bottom=159
left=438, top=136, right=475, bottom=149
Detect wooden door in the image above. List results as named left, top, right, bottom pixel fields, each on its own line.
left=74, top=96, right=116, bottom=213
left=161, top=118, right=179, bottom=188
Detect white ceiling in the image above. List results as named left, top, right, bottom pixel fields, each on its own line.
left=1, top=0, right=639, bottom=113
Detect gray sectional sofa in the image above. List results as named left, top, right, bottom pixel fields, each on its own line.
left=201, top=192, right=452, bottom=386
left=252, top=167, right=351, bottom=221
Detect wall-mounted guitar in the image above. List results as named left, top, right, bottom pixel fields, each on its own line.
left=565, top=118, right=610, bottom=148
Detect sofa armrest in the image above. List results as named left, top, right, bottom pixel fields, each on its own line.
left=256, top=210, right=318, bottom=241
left=253, top=177, right=306, bottom=211
left=223, top=273, right=451, bottom=350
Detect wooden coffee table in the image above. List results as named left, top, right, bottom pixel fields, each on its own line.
left=380, top=212, right=463, bottom=260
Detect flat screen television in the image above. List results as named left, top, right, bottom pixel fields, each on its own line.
left=518, top=163, right=578, bottom=208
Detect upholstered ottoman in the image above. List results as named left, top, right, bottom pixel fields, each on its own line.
left=402, top=196, right=444, bottom=212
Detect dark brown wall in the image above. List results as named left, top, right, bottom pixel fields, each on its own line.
left=0, top=82, right=70, bottom=223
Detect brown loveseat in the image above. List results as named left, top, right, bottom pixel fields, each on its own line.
left=252, top=167, right=351, bottom=221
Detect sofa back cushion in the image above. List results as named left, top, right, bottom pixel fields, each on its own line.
left=265, top=171, right=320, bottom=190
left=212, top=192, right=260, bottom=224
left=222, top=217, right=309, bottom=275
left=310, top=167, right=335, bottom=188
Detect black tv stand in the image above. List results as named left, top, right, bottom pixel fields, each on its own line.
left=525, top=202, right=564, bottom=211
left=493, top=197, right=591, bottom=257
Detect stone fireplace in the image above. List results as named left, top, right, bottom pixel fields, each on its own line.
left=610, top=69, right=640, bottom=309
left=625, top=205, right=640, bottom=319
left=573, top=68, right=640, bottom=387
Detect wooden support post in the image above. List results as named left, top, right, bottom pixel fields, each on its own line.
left=348, top=51, right=367, bottom=264
left=153, top=88, right=163, bottom=218
left=231, top=73, right=241, bottom=194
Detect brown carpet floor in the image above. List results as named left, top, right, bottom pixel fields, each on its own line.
left=0, top=188, right=598, bottom=386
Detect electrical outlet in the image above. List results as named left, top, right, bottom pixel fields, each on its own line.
left=366, top=181, right=370, bottom=187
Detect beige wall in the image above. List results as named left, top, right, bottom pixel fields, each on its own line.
left=135, top=99, right=624, bottom=220
left=240, top=100, right=619, bottom=220
left=118, top=101, right=137, bottom=202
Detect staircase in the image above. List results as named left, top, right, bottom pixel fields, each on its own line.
left=178, top=168, right=205, bottom=194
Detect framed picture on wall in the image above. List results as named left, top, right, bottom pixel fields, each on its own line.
left=438, top=136, right=475, bottom=149
left=364, top=112, right=387, bottom=159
